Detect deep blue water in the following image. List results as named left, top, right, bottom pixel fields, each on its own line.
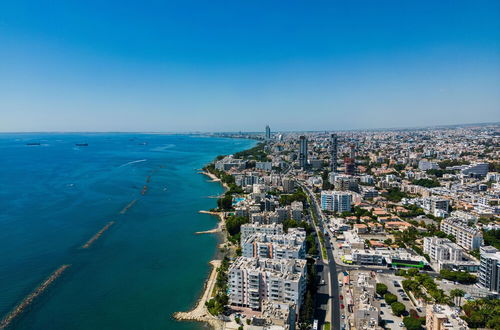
left=0, top=133, right=255, bottom=329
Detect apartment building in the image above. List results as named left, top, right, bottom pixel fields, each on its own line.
left=478, top=246, right=500, bottom=293
left=423, top=237, right=463, bottom=262
left=320, top=191, right=352, bottom=213
left=215, top=156, right=247, bottom=171
left=228, top=257, right=307, bottom=312
left=426, top=304, right=469, bottom=330
left=242, top=228, right=307, bottom=260
left=440, top=218, right=483, bottom=250
left=241, top=223, right=284, bottom=242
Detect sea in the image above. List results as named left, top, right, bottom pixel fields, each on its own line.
left=0, top=133, right=256, bottom=330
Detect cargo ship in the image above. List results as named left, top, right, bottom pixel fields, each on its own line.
left=75, top=143, right=89, bottom=146
left=25, top=142, right=41, bottom=146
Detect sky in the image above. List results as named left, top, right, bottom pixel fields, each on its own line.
left=0, top=0, right=499, bottom=132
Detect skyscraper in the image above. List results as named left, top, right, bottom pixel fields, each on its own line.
left=299, top=136, right=308, bottom=170
left=265, top=125, right=271, bottom=140
left=330, top=134, right=338, bottom=172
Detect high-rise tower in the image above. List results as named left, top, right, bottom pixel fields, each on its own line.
left=299, top=136, right=308, bottom=169
left=330, top=134, right=338, bottom=172
left=265, top=125, right=271, bottom=140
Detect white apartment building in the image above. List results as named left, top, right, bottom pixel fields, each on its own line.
left=215, top=156, right=247, bottom=171
left=423, top=197, right=449, bottom=214
left=228, top=257, right=307, bottom=312
left=320, top=191, right=352, bottom=213
left=440, top=217, right=483, bottom=251
left=241, top=228, right=306, bottom=260
left=423, top=237, right=463, bottom=262
left=478, top=246, right=500, bottom=293
left=241, top=223, right=284, bottom=242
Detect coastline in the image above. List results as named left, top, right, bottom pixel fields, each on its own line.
left=173, top=171, right=229, bottom=330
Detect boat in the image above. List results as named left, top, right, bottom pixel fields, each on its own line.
left=75, top=143, right=88, bottom=147
left=25, top=142, right=40, bottom=146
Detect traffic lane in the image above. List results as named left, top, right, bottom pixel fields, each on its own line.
left=314, top=261, right=329, bottom=325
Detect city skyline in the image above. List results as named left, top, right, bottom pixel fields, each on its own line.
left=1, top=1, right=499, bottom=132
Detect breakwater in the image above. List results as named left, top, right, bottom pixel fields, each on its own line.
left=120, top=199, right=138, bottom=214
left=81, top=221, right=115, bottom=249
left=0, top=264, right=71, bottom=329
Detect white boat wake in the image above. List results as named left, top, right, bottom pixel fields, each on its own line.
left=119, top=159, right=147, bottom=168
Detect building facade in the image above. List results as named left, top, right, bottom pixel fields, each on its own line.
left=320, top=191, right=352, bottom=213
left=228, top=257, right=307, bottom=312
left=440, top=218, right=483, bottom=250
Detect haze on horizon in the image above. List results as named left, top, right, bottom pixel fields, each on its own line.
left=1, top=0, right=499, bottom=133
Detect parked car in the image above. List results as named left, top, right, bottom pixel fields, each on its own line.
left=339, top=295, right=343, bottom=300
left=340, top=304, right=345, bottom=309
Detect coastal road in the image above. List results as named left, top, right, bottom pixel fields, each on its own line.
left=298, top=181, right=341, bottom=330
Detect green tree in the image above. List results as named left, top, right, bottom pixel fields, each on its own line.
left=403, top=316, right=423, bottom=330
left=225, top=216, right=248, bottom=236
left=376, top=283, right=388, bottom=296
left=217, top=195, right=233, bottom=210
left=384, top=293, right=398, bottom=305
left=450, top=289, right=465, bottom=306
left=391, top=302, right=406, bottom=316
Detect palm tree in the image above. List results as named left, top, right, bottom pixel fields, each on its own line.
left=450, top=289, right=465, bottom=306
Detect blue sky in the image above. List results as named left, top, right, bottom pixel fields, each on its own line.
left=0, top=0, right=499, bottom=132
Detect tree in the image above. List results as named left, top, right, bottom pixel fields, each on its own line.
left=217, top=195, right=233, bottom=210
left=407, top=268, right=419, bottom=277
left=450, top=289, right=465, bottom=306
left=376, top=283, right=388, bottom=296
left=384, top=293, right=398, bottom=305
left=391, top=302, right=406, bottom=316
left=403, top=316, right=423, bottom=330
left=225, top=216, right=248, bottom=236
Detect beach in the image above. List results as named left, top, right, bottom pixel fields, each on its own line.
left=173, top=171, right=231, bottom=329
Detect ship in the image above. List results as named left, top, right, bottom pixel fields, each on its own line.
left=25, top=142, right=41, bottom=146
left=75, top=143, right=89, bottom=147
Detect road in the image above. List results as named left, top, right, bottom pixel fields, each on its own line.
left=298, top=181, right=341, bottom=330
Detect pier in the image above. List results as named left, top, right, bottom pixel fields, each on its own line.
left=81, top=221, right=115, bottom=249
left=119, top=199, right=137, bottom=214
left=0, top=264, right=71, bottom=330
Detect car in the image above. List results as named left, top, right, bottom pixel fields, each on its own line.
left=380, top=303, right=386, bottom=307
left=398, top=289, right=404, bottom=292
left=340, top=304, right=345, bottom=309
left=339, top=295, right=343, bottom=300
left=320, top=280, right=325, bottom=285
left=403, top=297, right=410, bottom=301
left=338, top=283, right=343, bottom=287
left=341, top=315, right=345, bottom=319
left=376, top=270, right=383, bottom=273
left=380, top=310, right=384, bottom=315
left=416, top=308, right=422, bottom=313
left=399, top=322, right=404, bottom=327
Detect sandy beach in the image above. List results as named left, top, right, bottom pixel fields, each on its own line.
left=173, top=260, right=225, bottom=330
left=173, top=171, right=229, bottom=329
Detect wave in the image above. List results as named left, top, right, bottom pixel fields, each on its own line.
left=118, top=159, right=147, bottom=168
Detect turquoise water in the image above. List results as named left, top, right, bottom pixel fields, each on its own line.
left=232, top=197, right=246, bottom=205
left=0, top=133, right=255, bottom=330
